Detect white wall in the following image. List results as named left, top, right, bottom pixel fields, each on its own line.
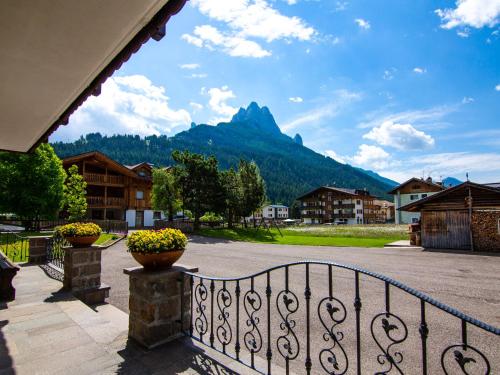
left=144, top=210, right=154, bottom=227
left=126, top=210, right=135, bottom=228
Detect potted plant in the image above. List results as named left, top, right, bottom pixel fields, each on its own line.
left=55, top=222, right=102, bottom=248
left=126, top=228, right=188, bottom=270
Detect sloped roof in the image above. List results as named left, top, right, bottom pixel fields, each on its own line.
left=296, top=186, right=372, bottom=200
left=387, top=177, right=445, bottom=195
left=0, top=0, right=187, bottom=153
left=399, top=181, right=500, bottom=212
left=62, top=151, right=140, bottom=178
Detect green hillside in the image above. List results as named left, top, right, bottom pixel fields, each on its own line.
left=52, top=103, right=395, bottom=204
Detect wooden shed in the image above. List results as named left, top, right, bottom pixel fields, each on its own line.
left=400, top=182, right=500, bottom=252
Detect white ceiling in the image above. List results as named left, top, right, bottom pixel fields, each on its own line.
left=0, top=0, right=170, bottom=152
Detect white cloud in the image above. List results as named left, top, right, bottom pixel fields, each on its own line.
left=191, top=0, right=316, bottom=42
left=383, top=68, right=396, bottom=80
left=495, top=84, right=500, bottom=91
left=462, top=96, right=475, bottom=103
left=413, top=67, right=427, bottom=74
left=457, top=29, right=470, bottom=37
left=282, top=90, right=361, bottom=131
left=358, top=104, right=458, bottom=130
left=202, top=86, right=238, bottom=124
left=183, top=25, right=271, bottom=58
left=355, top=18, right=371, bottom=29
left=335, top=2, right=348, bottom=12
left=436, top=0, right=500, bottom=30
left=285, top=0, right=297, bottom=4
left=51, top=75, right=191, bottom=141
left=324, top=150, right=346, bottom=164
left=187, top=73, right=208, bottom=79
left=350, top=144, right=392, bottom=170
left=190, top=102, right=204, bottom=112
left=179, top=63, right=200, bottom=70
left=181, top=34, right=203, bottom=47
left=289, top=96, right=303, bottom=103
left=363, top=121, right=435, bottom=150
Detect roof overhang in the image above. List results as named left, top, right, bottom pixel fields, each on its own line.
left=0, top=0, right=187, bottom=153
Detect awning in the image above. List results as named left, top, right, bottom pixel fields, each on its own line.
left=0, top=0, right=187, bottom=152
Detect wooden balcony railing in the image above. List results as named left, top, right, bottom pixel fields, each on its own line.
left=87, top=196, right=125, bottom=207
left=83, top=173, right=124, bottom=185
left=135, top=199, right=151, bottom=209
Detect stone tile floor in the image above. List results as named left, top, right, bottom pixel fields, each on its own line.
left=0, top=265, right=259, bottom=375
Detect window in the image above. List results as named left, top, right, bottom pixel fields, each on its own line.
left=410, top=194, right=419, bottom=200
left=412, top=217, right=419, bottom=223
left=138, top=170, right=146, bottom=177
left=421, top=194, right=428, bottom=198
left=153, top=211, right=161, bottom=220
left=356, top=200, right=361, bottom=205
left=268, top=208, right=273, bottom=211
left=136, top=190, right=144, bottom=200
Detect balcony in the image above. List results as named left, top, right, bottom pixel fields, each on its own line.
left=84, top=173, right=124, bottom=185
left=332, top=203, right=355, bottom=209
left=135, top=199, right=151, bottom=209
left=87, top=196, right=125, bottom=207
left=332, top=213, right=355, bottom=219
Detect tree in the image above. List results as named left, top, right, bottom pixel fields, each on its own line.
left=151, top=168, right=181, bottom=221
left=0, top=143, right=66, bottom=222
left=172, top=150, right=225, bottom=229
left=63, top=165, right=88, bottom=221
left=220, top=168, right=243, bottom=228
left=238, top=160, right=267, bottom=227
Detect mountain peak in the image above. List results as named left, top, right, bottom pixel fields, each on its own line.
left=231, top=102, right=281, bottom=135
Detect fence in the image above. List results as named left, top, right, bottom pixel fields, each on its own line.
left=182, top=261, right=499, bottom=375
left=0, top=219, right=128, bottom=234
left=0, top=232, right=29, bottom=262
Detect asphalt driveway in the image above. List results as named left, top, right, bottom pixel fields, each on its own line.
left=102, top=236, right=500, bottom=374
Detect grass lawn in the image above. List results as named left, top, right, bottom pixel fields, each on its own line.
left=0, top=232, right=123, bottom=263
left=196, top=225, right=408, bottom=248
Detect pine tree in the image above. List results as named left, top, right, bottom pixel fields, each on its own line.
left=63, top=164, right=87, bottom=222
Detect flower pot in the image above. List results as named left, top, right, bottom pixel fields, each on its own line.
left=65, top=235, right=99, bottom=248
left=131, top=250, right=184, bottom=270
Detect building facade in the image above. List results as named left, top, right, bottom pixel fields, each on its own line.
left=262, top=205, right=289, bottom=219
left=389, top=178, right=445, bottom=224
left=62, top=152, right=164, bottom=228
left=373, top=200, right=395, bottom=223
left=400, top=182, right=500, bottom=252
left=297, top=186, right=377, bottom=224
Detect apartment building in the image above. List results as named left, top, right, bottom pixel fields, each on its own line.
left=297, top=186, right=377, bottom=224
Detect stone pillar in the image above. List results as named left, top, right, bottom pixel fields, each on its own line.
left=63, top=246, right=109, bottom=305
left=28, top=236, right=50, bottom=263
left=124, top=264, right=198, bottom=349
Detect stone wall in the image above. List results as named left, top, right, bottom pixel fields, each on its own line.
left=124, top=265, right=197, bottom=349
left=471, top=210, right=500, bottom=252
left=28, top=236, right=50, bottom=263
left=63, top=246, right=109, bottom=304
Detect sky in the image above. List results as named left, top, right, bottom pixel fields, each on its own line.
left=51, top=0, right=500, bottom=183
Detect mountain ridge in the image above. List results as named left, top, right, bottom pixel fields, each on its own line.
left=52, top=102, right=396, bottom=204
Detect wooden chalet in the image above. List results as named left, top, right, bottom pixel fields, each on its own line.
left=62, top=152, right=160, bottom=228
left=297, top=186, right=378, bottom=224
left=400, top=181, right=500, bottom=252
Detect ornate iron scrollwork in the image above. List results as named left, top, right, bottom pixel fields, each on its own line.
left=194, top=280, right=208, bottom=338
left=244, top=289, right=263, bottom=354
left=371, top=312, right=408, bottom=374
left=318, top=297, right=348, bottom=374
left=276, top=290, right=300, bottom=361
left=441, top=344, right=491, bottom=375
left=216, top=285, right=233, bottom=346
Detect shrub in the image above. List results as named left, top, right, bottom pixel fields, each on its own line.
left=55, top=222, right=102, bottom=237
left=200, top=212, right=223, bottom=222
left=126, top=228, right=187, bottom=254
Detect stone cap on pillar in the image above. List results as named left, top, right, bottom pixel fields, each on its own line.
left=123, top=264, right=199, bottom=275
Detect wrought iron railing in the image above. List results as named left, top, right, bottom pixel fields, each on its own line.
left=0, top=231, right=29, bottom=262
left=45, top=235, right=69, bottom=274
left=182, top=261, right=499, bottom=375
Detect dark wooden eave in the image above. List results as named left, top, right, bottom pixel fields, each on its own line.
left=387, top=177, right=445, bottom=195
left=29, top=0, right=188, bottom=153
left=399, top=181, right=500, bottom=212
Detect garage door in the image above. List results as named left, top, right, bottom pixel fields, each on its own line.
left=421, top=210, right=471, bottom=250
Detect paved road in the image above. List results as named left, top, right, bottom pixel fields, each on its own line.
left=102, top=236, right=500, bottom=374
